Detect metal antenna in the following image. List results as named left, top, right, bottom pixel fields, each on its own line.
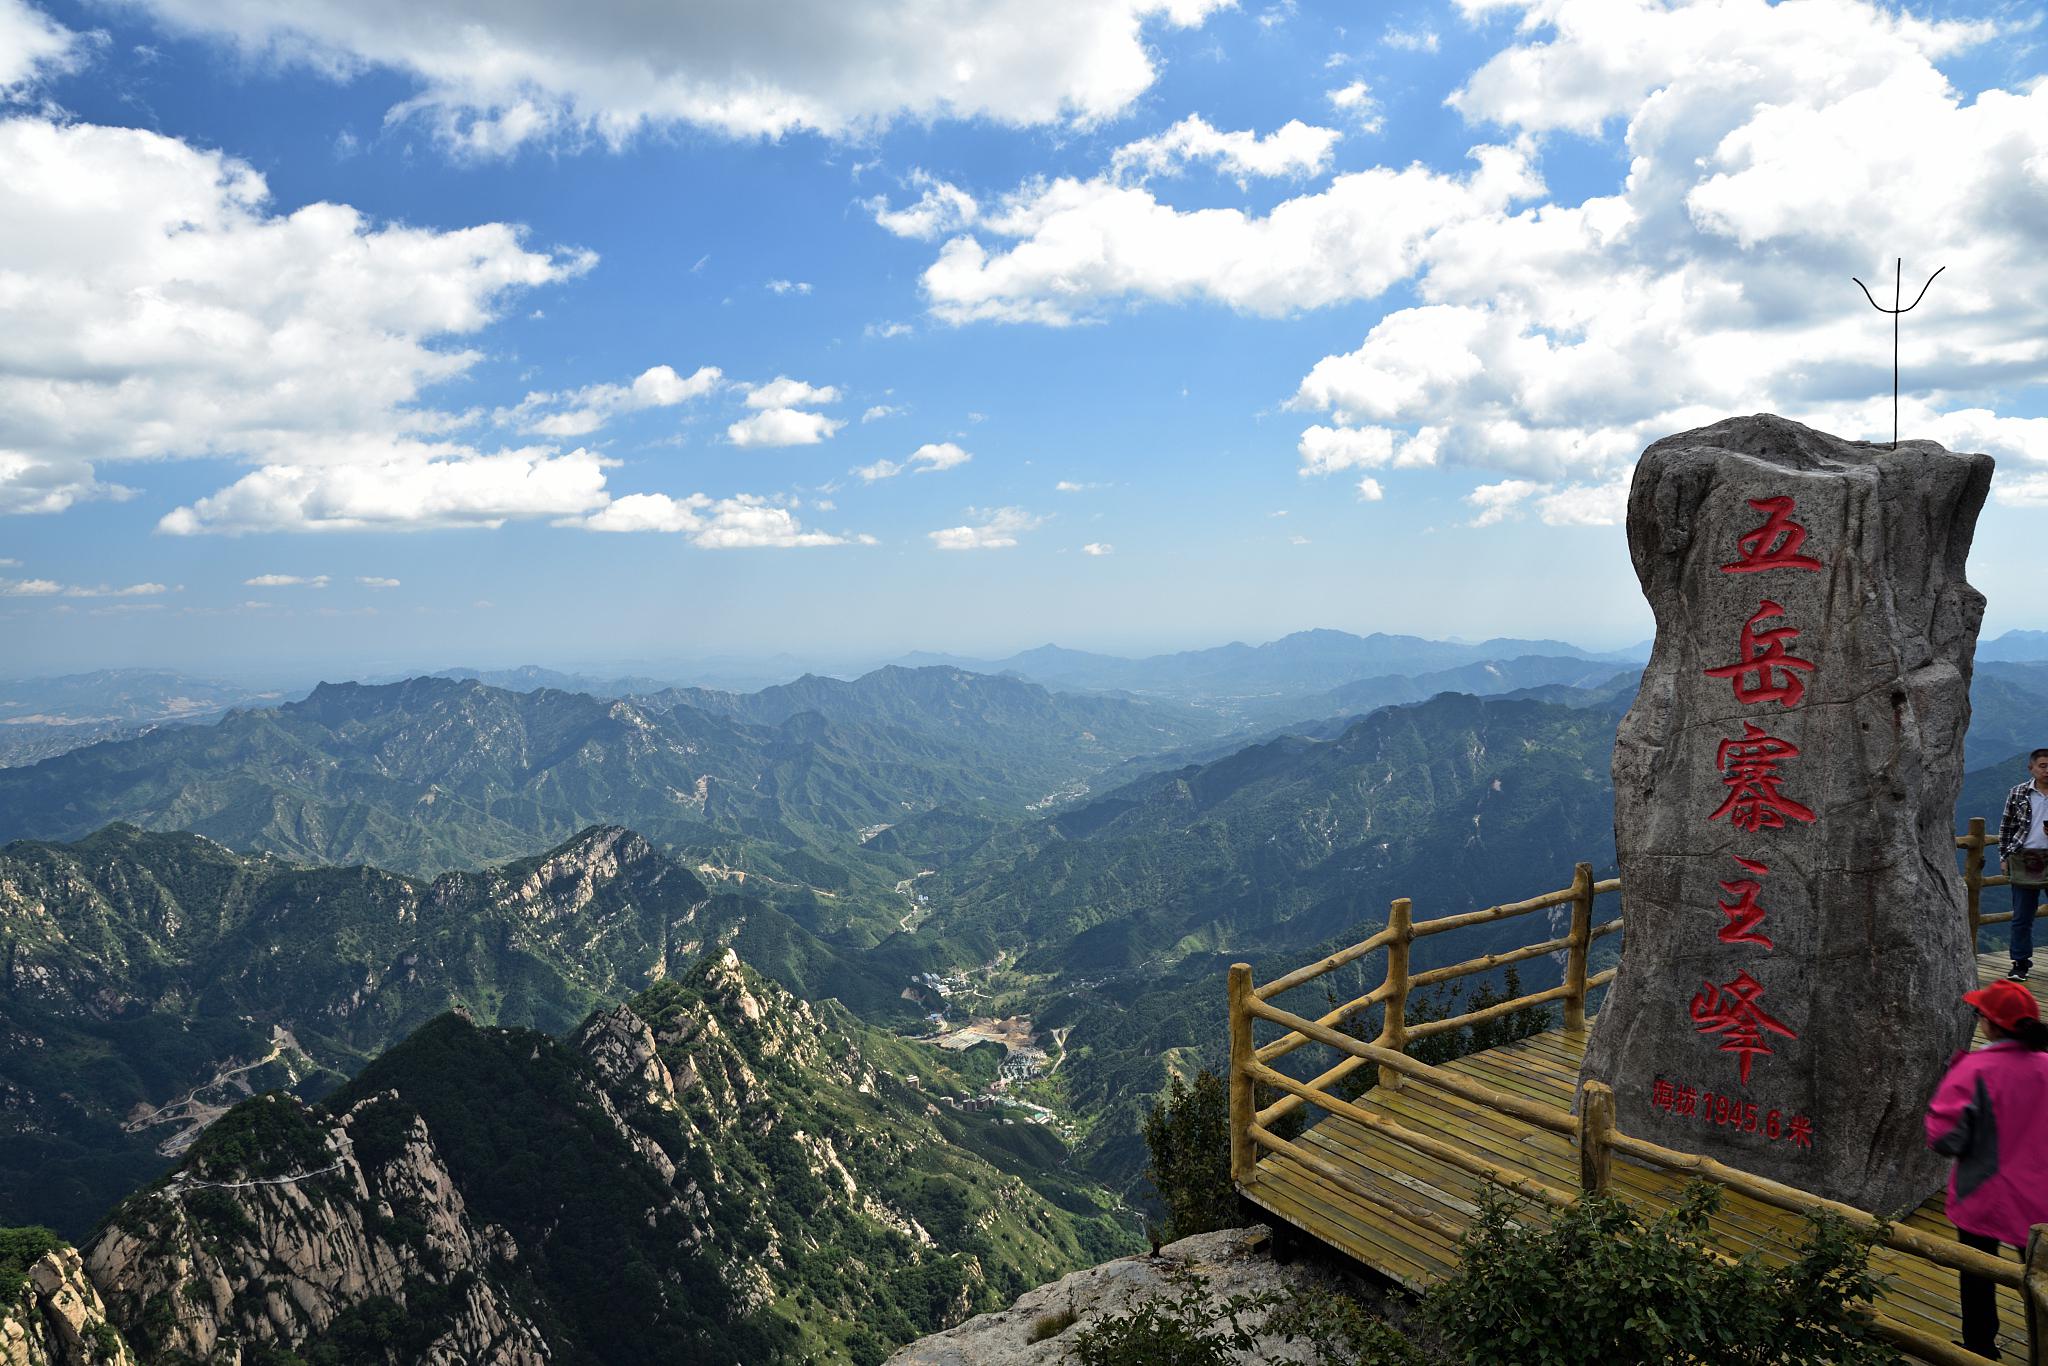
left=1852, top=258, right=1943, bottom=451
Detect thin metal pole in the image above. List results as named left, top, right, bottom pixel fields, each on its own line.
left=1853, top=258, right=1944, bottom=452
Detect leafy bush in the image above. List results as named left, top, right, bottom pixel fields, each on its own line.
left=1068, top=1268, right=1418, bottom=1366
left=0, top=1225, right=63, bottom=1300
left=1424, top=1182, right=1902, bottom=1366
left=1067, top=1267, right=1283, bottom=1366
left=1139, top=1069, right=1230, bottom=1241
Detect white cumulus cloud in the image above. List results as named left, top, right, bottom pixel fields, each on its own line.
left=160, top=447, right=614, bottom=534
left=855, top=441, right=972, bottom=481
left=1325, top=80, right=1383, bottom=132
left=502, top=363, right=722, bottom=437
left=929, top=505, right=1043, bottom=550
left=1111, top=115, right=1341, bottom=184
left=867, top=171, right=980, bottom=240
left=918, top=144, right=1540, bottom=324
left=577, top=491, right=851, bottom=547
left=0, top=113, right=590, bottom=529
left=245, top=573, right=330, bottom=588
left=119, top=0, right=1230, bottom=152
left=745, top=376, right=841, bottom=409
left=1082, top=541, right=1113, bottom=555
left=0, top=0, right=82, bottom=94
left=358, top=576, right=402, bottom=588
left=728, top=409, right=846, bottom=448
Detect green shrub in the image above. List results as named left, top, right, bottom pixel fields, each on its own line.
left=1139, top=1069, right=1231, bottom=1241
left=1068, top=1268, right=1417, bottom=1366
left=0, top=1225, right=63, bottom=1301
left=1066, top=1267, right=1281, bottom=1366
left=1423, top=1182, right=1902, bottom=1366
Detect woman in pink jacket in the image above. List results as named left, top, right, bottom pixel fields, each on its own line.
left=1925, top=977, right=2048, bottom=1356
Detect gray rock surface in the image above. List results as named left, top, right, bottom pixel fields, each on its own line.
left=1581, top=414, right=1990, bottom=1213
left=1, top=1246, right=137, bottom=1366
left=887, top=1226, right=1358, bottom=1365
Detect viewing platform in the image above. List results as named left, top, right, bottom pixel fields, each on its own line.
left=1228, top=821, right=2048, bottom=1366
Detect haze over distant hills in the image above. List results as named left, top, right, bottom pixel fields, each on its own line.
left=9, top=622, right=2048, bottom=1362
left=892, top=628, right=1650, bottom=701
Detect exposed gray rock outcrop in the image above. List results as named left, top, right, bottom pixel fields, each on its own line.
left=887, top=1226, right=1347, bottom=1366
left=83, top=1093, right=548, bottom=1365
left=2, top=1246, right=136, bottom=1366
left=1583, top=414, right=1989, bottom=1213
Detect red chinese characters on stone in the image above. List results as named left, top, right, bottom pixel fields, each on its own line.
left=1710, top=724, right=1817, bottom=833
left=1721, top=496, right=1824, bottom=575
left=1716, top=854, right=1776, bottom=948
left=1650, top=1082, right=1817, bottom=1148
left=1690, top=970, right=1799, bottom=1085
left=1702, top=600, right=1816, bottom=707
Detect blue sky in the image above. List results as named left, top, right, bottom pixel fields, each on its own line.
left=2, top=0, right=2045, bottom=678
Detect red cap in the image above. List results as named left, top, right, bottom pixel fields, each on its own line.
left=1963, top=979, right=2041, bottom=1032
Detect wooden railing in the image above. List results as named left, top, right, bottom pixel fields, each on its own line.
left=1227, top=825, right=2044, bottom=1366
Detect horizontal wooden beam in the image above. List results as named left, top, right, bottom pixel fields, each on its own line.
left=1245, top=995, right=1577, bottom=1137
left=1246, top=1121, right=1464, bottom=1241
left=1408, top=933, right=1573, bottom=991
left=1256, top=925, right=1400, bottom=1000
left=1406, top=981, right=1576, bottom=1041
left=1249, top=1063, right=1574, bottom=1217
left=1602, top=1131, right=2019, bottom=1286
left=1255, top=982, right=1393, bottom=1065
left=1411, top=885, right=1579, bottom=939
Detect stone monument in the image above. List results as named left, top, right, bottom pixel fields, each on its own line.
left=1579, top=413, right=1992, bottom=1214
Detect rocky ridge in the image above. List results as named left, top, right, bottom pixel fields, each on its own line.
left=77, top=946, right=1130, bottom=1364
left=1, top=1244, right=135, bottom=1366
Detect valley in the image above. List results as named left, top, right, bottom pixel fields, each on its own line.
left=4, top=628, right=2043, bottom=1363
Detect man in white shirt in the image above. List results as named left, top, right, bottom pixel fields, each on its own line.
left=1994, top=749, right=2048, bottom=980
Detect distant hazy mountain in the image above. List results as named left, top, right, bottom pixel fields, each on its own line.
left=0, top=668, right=287, bottom=767
left=1257, top=655, right=1642, bottom=727
left=893, top=629, right=1645, bottom=702
left=1977, top=630, right=2048, bottom=663
left=0, top=823, right=918, bottom=1236
left=82, top=952, right=1131, bottom=1365
left=0, top=669, right=1216, bottom=878
left=927, top=690, right=1625, bottom=978
left=421, top=663, right=677, bottom=695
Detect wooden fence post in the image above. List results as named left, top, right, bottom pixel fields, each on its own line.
left=1577, top=1079, right=1615, bottom=1196
left=1966, top=816, right=1987, bottom=946
left=1228, top=963, right=1254, bottom=1186
left=1377, top=898, right=1413, bottom=1091
left=1565, top=861, right=1595, bottom=1034
left=2026, top=1224, right=2047, bottom=1366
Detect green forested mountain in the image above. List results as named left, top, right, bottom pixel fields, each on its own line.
left=0, top=670, right=1215, bottom=881
left=894, top=628, right=1638, bottom=700
left=921, top=692, right=1623, bottom=977
left=0, top=823, right=916, bottom=1236
left=82, top=952, right=1133, bottom=1365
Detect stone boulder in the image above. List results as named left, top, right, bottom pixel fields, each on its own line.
left=1580, top=413, right=1990, bottom=1214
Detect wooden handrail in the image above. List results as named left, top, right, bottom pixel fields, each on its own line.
left=1230, top=823, right=2020, bottom=1363
left=1602, top=1129, right=2018, bottom=1286
left=1407, top=981, right=1576, bottom=1041
left=1375, top=898, right=1412, bottom=1091
left=1408, top=932, right=1574, bottom=992
left=1247, top=995, right=1577, bottom=1136
left=1410, top=884, right=1584, bottom=939
left=1255, top=924, right=1400, bottom=1000
left=1254, top=981, right=1394, bottom=1065
left=1564, top=862, right=1594, bottom=1033
left=1249, top=1061, right=1575, bottom=1211
left=1246, top=1121, right=1465, bottom=1239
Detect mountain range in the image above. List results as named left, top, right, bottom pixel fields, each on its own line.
left=79, top=951, right=1131, bottom=1365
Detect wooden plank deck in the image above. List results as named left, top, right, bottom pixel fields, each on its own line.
left=1239, top=953, right=2044, bottom=1364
